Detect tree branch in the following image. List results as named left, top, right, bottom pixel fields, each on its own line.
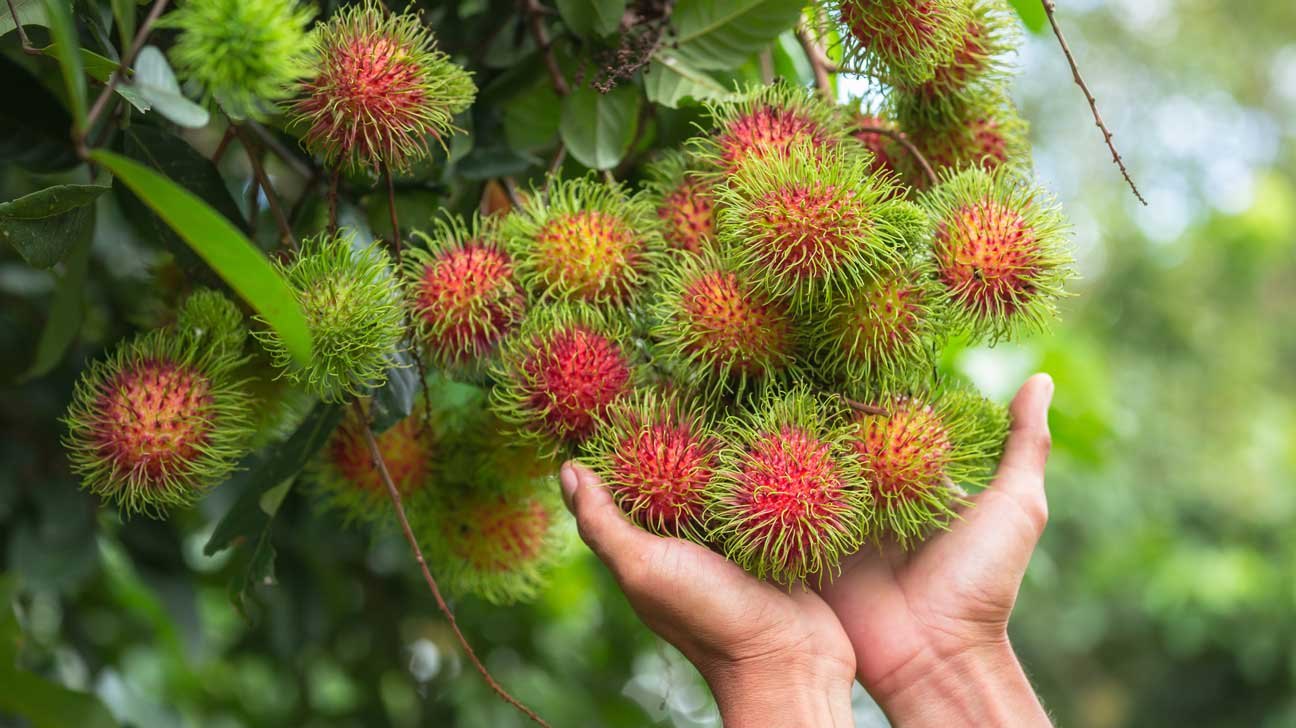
left=520, top=0, right=570, bottom=96
left=6, top=0, right=41, bottom=54
left=1041, top=0, right=1146, bottom=205
left=356, top=403, right=550, bottom=728
left=843, top=397, right=890, bottom=417
left=384, top=164, right=403, bottom=264
left=80, top=0, right=168, bottom=156
left=795, top=25, right=835, bottom=101
left=859, top=125, right=939, bottom=189
left=327, top=168, right=340, bottom=238
left=234, top=126, right=295, bottom=250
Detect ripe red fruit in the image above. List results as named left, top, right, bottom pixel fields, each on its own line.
left=836, top=0, right=970, bottom=86
left=852, top=113, right=905, bottom=179
left=693, top=83, right=850, bottom=173
left=314, top=408, right=435, bottom=520
left=645, top=150, right=717, bottom=253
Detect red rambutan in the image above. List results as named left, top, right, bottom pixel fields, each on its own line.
left=644, top=150, right=717, bottom=253
left=834, top=0, right=971, bottom=86
left=313, top=406, right=435, bottom=521
left=691, top=83, right=851, bottom=174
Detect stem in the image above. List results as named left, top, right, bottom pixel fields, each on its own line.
left=6, top=0, right=40, bottom=54
left=795, top=25, right=834, bottom=101
left=843, top=397, right=890, bottom=417
left=501, top=177, right=525, bottom=212
left=244, top=120, right=315, bottom=180
left=1041, top=0, right=1146, bottom=206
left=212, top=126, right=236, bottom=164
left=327, top=168, right=340, bottom=237
left=384, top=164, right=402, bottom=264
left=859, top=125, right=939, bottom=189
left=521, top=0, right=570, bottom=96
left=235, top=126, right=295, bottom=250
left=544, top=143, right=566, bottom=201
left=80, top=0, right=168, bottom=156
left=757, top=49, right=775, bottom=85
left=355, top=403, right=551, bottom=728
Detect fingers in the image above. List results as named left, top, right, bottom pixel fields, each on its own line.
left=560, top=461, right=656, bottom=578
left=988, top=373, right=1054, bottom=531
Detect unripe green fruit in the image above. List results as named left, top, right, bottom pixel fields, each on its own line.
left=176, top=288, right=247, bottom=354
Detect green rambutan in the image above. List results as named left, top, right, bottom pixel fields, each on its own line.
left=582, top=388, right=722, bottom=540
left=62, top=330, right=253, bottom=515
left=649, top=245, right=799, bottom=399
left=176, top=288, right=247, bottom=354
left=900, top=87, right=1029, bottom=181
left=254, top=232, right=405, bottom=402
left=706, top=387, right=871, bottom=584
left=164, top=0, right=316, bottom=120
left=499, top=176, right=664, bottom=307
left=922, top=167, right=1072, bottom=342
left=291, top=0, right=477, bottom=173
left=490, top=304, right=638, bottom=457
left=690, top=82, right=852, bottom=174
left=403, top=215, right=526, bottom=371
left=311, top=405, right=435, bottom=522
left=899, top=0, right=1018, bottom=122
left=643, top=150, right=718, bottom=254
left=847, top=382, right=1008, bottom=545
left=834, top=0, right=972, bottom=86
left=715, top=141, right=905, bottom=306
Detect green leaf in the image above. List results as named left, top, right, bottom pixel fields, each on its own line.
left=1009, top=0, right=1047, bottom=33
left=0, top=0, right=46, bottom=37
left=644, top=50, right=737, bottom=108
left=555, top=0, right=625, bottom=37
left=503, top=80, right=562, bottom=153
left=559, top=85, right=642, bottom=170
left=110, top=0, right=134, bottom=50
left=670, top=0, right=804, bottom=70
left=42, top=0, right=87, bottom=132
left=457, top=144, right=542, bottom=180
left=90, top=149, right=313, bottom=365
left=369, top=350, right=418, bottom=433
left=39, top=45, right=150, bottom=112
left=0, top=184, right=107, bottom=268
left=772, top=30, right=814, bottom=86
left=0, top=55, right=78, bottom=172
left=20, top=218, right=93, bottom=380
left=131, top=46, right=210, bottom=128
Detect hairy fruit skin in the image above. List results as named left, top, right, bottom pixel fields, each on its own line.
left=707, top=388, right=872, bottom=584
left=644, top=150, right=717, bottom=253
left=404, top=215, right=526, bottom=370
left=255, top=232, right=406, bottom=402
left=850, top=384, right=1008, bottom=544
left=834, top=0, right=971, bottom=86
left=312, top=406, right=435, bottom=522
left=899, top=0, right=1018, bottom=123
left=165, top=0, right=315, bottom=120
left=650, top=245, right=799, bottom=399
left=500, top=177, right=664, bottom=308
left=176, top=288, right=247, bottom=354
left=63, top=331, right=253, bottom=515
left=291, top=0, right=476, bottom=172
left=490, top=304, right=638, bottom=457
left=582, top=389, right=722, bottom=540
left=900, top=87, right=1030, bottom=181
left=691, top=83, right=852, bottom=174
left=924, top=167, right=1072, bottom=342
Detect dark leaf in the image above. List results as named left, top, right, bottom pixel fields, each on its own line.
left=0, top=55, right=78, bottom=172
left=42, top=0, right=87, bottom=131
left=0, top=184, right=107, bottom=268
left=559, top=84, right=642, bottom=170
left=555, top=0, right=625, bottom=37
left=369, top=349, right=419, bottom=433
left=19, top=215, right=93, bottom=381
left=669, top=0, right=804, bottom=71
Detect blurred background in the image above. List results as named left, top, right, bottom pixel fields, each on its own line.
left=2, top=0, right=1295, bottom=726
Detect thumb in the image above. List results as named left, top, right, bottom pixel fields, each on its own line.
left=560, top=461, right=655, bottom=575
left=986, top=373, right=1054, bottom=533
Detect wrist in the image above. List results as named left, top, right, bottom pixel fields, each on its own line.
left=873, top=641, right=1050, bottom=728
left=702, top=655, right=855, bottom=728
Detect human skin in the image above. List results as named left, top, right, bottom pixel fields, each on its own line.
left=559, top=373, right=1055, bottom=727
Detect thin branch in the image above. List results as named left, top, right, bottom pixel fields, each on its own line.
left=843, top=397, right=890, bottom=417
left=757, top=49, right=775, bottom=85
left=520, top=0, right=570, bottom=96
left=860, top=125, right=939, bottom=189
left=795, top=24, right=835, bottom=101
left=6, top=0, right=41, bottom=54
left=327, top=168, right=340, bottom=237
left=243, top=120, right=315, bottom=180
left=384, top=165, right=403, bottom=264
left=1041, top=0, right=1146, bottom=205
left=235, top=126, right=295, bottom=250
left=356, top=404, right=551, bottom=728
left=211, top=126, right=236, bottom=164
left=501, top=177, right=525, bottom=212
left=80, top=0, right=168, bottom=155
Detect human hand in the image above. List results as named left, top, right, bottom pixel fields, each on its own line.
left=815, top=373, right=1056, bottom=727
left=559, top=461, right=857, bottom=728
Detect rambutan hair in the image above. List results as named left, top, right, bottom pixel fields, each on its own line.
left=922, top=166, right=1072, bottom=342
left=642, top=149, right=718, bottom=254
left=706, top=387, right=872, bottom=584
left=900, top=85, right=1030, bottom=182
left=715, top=141, right=907, bottom=307
left=499, top=176, right=664, bottom=308
left=490, top=303, right=639, bottom=457
left=403, top=214, right=526, bottom=371
left=291, top=0, right=477, bottom=173
left=62, top=330, right=253, bottom=516
left=581, top=388, right=722, bottom=540
left=649, top=244, right=800, bottom=400
left=176, top=288, right=247, bottom=354
left=254, top=231, right=406, bottom=402
left=897, top=0, right=1019, bottom=124
left=848, top=380, right=1008, bottom=545
left=311, top=404, right=436, bottom=523
left=689, top=82, right=853, bottom=174
left=831, top=0, right=972, bottom=87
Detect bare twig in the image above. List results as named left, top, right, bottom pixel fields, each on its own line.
left=843, top=397, right=890, bottom=417
left=211, top=126, right=236, bottom=164
left=1041, top=0, right=1146, bottom=205
left=234, top=126, right=295, bottom=249
left=860, top=125, right=939, bottom=189
left=795, top=24, right=835, bottom=101
left=501, top=177, right=526, bottom=212
left=327, top=168, right=340, bottom=237
left=757, top=49, right=775, bottom=85
left=6, top=0, right=41, bottom=54
left=356, top=404, right=551, bottom=728
left=384, top=165, right=403, bottom=264
left=80, top=0, right=168, bottom=155
left=520, top=0, right=570, bottom=96
left=244, top=120, right=314, bottom=180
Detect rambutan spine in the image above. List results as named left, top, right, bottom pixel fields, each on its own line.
left=897, top=0, right=1019, bottom=124
left=899, top=86, right=1030, bottom=181
left=832, top=0, right=972, bottom=87
left=643, top=149, right=718, bottom=254
left=312, top=404, right=436, bottom=523
left=689, top=82, right=853, bottom=174
left=176, top=288, right=247, bottom=354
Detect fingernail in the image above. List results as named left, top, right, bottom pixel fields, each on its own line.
left=559, top=462, right=578, bottom=502
left=1039, top=373, right=1055, bottom=413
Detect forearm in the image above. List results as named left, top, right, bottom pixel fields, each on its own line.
left=876, top=642, right=1051, bottom=728
left=704, top=661, right=855, bottom=728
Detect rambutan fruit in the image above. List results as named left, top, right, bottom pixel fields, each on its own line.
left=164, top=0, right=315, bottom=120
left=706, top=387, right=871, bottom=584
left=649, top=244, right=799, bottom=399
left=900, top=87, right=1029, bottom=181
left=715, top=141, right=906, bottom=306
left=291, top=0, right=477, bottom=173
left=847, top=382, right=1008, bottom=545
left=690, top=82, right=852, bottom=174
left=808, top=253, right=944, bottom=388
left=499, top=176, right=663, bottom=307
left=581, top=388, right=722, bottom=540
left=898, top=0, right=1017, bottom=122
left=62, top=331, right=253, bottom=515
left=922, top=167, right=1072, bottom=342
left=403, top=215, right=526, bottom=371
left=176, top=288, right=247, bottom=354
left=852, top=112, right=906, bottom=180
left=643, top=150, right=718, bottom=254
left=254, top=232, right=405, bottom=402
left=419, top=481, right=568, bottom=604
left=490, top=304, right=639, bottom=457
left=311, top=405, right=435, bottom=522
left=834, top=0, right=972, bottom=87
